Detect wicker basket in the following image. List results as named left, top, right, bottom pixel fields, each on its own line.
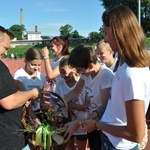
left=22, top=91, right=70, bottom=150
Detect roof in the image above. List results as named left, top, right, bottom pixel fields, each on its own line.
left=26, top=31, right=41, bottom=34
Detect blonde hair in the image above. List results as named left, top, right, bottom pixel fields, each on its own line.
left=97, top=39, right=112, bottom=51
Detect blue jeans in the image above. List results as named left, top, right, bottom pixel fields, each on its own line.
left=100, top=131, right=138, bottom=150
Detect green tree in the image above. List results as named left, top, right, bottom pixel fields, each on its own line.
left=99, top=27, right=104, bottom=39
left=9, top=24, right=25, bottom=40
left=99, top=0, right=150, bottom=35
left=72, top=30, right=81, bottom=38
left=89, top=32, right=102, bottom=42
left=59, top=24, right=73, bottom=38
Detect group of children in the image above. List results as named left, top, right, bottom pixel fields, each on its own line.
left=13, top=34, right=117, bottom=150
left=13, top=5, right=150, bottom=150
left=0, top=4, right=148, bottom=150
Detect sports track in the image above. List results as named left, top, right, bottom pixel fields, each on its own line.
left=2, top=58, right=150, bottom=150
left=2, top=58, right=46, bottom=76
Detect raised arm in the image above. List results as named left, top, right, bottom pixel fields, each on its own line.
left=41, top=46, right=60, bottom=79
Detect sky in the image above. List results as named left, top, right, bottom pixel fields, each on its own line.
left=0, top=0, right=105, bottom=38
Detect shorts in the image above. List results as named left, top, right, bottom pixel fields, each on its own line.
left=70, top=134, right=88, bottom=141
left=87, top=130, right=101, bottom=150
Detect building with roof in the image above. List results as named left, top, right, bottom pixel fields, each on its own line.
left=24, top=25, right=42, bottom=40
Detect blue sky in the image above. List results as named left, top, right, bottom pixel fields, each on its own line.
left=0, top=0, right=105, bottom=37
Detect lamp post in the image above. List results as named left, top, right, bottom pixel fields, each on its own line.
left=138, top=0, right=141, bottom=25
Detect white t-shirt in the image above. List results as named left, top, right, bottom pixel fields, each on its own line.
left=14, top=68, right=47, bottom=111
left=49, top=57, right=63, bottom=91
left=101, top=63, right=150, bottom=149
left=55, top=77, right=88, bottom=135
left=80, top=63, right=114, bottom=113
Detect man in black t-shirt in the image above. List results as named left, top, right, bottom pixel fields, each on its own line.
left=0, top=26, right=39, bottom=150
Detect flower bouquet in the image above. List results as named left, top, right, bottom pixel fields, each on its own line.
left=21, top=91, right=69, bottom=150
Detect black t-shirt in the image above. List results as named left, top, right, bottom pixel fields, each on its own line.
left=0, top=60, right=25, bottom=150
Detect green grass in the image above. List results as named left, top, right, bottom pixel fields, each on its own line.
left=146, top=37, right=150, bottom=46
left=6, top=38, right=150, bottom=59
left=7, top=42, right=97, bottom=59
left=7, top=45, right=54, bottom=59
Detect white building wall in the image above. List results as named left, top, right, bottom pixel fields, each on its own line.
left=27, top=33, right=42, bottom=40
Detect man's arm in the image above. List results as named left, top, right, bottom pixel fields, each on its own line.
left=0, top=88, right=39, bottom=110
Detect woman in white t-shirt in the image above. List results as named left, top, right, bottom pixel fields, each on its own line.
left=55, top=55, right=88, bottom=150
left=41, top=36, right=69, bottom=91
left=80, top=5, right=150, bottom=150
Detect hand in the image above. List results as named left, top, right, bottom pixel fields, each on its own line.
left=80, top=119, right=97, bottom=133
left=25, top=100, right=31, bottom=107
left=63, top=120, right=80, bottom=143
left=31, top=88, right=40, bottom=99
left=41, top=46, right=49, bottom=57
left=43, top=82, right=51, bottom=91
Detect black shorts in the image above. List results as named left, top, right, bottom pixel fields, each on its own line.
left=70, top=134, right=88, bottom=141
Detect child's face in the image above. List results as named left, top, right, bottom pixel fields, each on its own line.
left=25, top=59, right=42, bottom=74
left=96, top=46, right=113, bottom=63
left=51, top=43, right=62, bottom=57
left=59, top=66, right=75, bottom=81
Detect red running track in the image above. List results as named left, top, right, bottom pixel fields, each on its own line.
left=2, top=59, right=46, bottom=76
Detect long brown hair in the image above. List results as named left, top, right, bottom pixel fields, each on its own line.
left=51, top=36, right=69, bottom=55
left=102, top=5, right=150, bottom=67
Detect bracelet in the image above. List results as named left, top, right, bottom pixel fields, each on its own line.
left=92, top=110, right=101, bottom=120
left=43, top=56, right=49, bottom=60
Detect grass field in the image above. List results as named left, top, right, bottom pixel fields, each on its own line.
left=7, top=37, right=150, bottom=59
left=7, top=42, right=97, bottom=59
